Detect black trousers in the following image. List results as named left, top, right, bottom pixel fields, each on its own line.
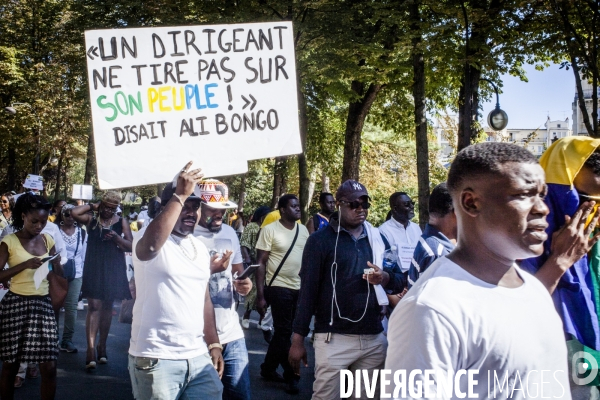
left=261, top=286, right=299, bottom=381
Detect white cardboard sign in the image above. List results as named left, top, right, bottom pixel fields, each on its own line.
left=23, top=174, right=44, bottom=190
left=85, top=21, right=301, bottom=189
left=71, top=184, right=94, bottom=200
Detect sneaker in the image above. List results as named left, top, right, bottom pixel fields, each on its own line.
left=77, top=301, right=84, bottom=310
left=262, top=329, right=273, bottom=344
left=241, top=319, right=250, bottom=329
left=60, top=341, right=78, bottom=353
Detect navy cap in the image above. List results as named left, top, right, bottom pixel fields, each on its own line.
left=335, top=180, right=370, bottom=202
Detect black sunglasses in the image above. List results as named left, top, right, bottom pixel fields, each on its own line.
left=340, top=200, right=371, bottom=210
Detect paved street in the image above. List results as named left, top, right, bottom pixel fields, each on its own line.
left=4, top=304, right=316, bottom=399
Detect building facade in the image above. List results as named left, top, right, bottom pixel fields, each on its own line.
left=572, top=78, right=598, bottom=136
left=434, top=116, right=572, bottom=160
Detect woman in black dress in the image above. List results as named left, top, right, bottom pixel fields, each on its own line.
left=71, top=191, right=132, bottom=369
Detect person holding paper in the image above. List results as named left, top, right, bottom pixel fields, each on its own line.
left=288, top=180, right=405, bottom=399
left=378, top=192, right=422, bottom=272
left=71, top=191, right=133, bottom=370
left=0, top=193, right=63, bottom=400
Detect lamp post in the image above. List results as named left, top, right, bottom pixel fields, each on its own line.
left=480, top=79, right=509, bottom=131
left=4, top=103, right=42, bottom=174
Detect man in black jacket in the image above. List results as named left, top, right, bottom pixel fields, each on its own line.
left=289, top=180, right=405, bottom=400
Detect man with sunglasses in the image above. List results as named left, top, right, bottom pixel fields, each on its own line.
left=379, top=192, right=422, bottom=273
left=289, top=180, right=405, bottom=400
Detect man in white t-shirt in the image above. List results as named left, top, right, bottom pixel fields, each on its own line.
left=129, top=163, right=228, bottom=400
left=378, top=192, right=422, bottom=272
left=193, top=179, right=252, bottom=400
left=385, top=142, right=571, bottom=399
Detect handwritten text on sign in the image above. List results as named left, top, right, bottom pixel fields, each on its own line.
left=85, top=22, right=301, bottom=189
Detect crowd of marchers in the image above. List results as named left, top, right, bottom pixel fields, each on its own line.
left=1, top=136, right=600, bottom=400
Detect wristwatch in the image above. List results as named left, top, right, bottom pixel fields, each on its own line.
left=208, top=343, right=223, bottom=351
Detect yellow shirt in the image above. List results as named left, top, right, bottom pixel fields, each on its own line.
left=2, top=233, right=55, bottom=296
left=255, top=221, right=309, bottom=290
left=48, top=215, right=56, bottom=223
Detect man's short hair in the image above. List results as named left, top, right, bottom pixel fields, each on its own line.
left=584, top=151, right=600, bottom=176
left=319, top=192, right=333, bottom=204
left=429, top=182, right=453, bottom=217
left=447, top=142, right=538, bottom=193
left=389, top=192, right=408, bottom=208
left=278, top=194, right=298, bottom=210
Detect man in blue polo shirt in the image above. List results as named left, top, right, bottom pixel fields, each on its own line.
left=408, top=182, right=457, bottom=288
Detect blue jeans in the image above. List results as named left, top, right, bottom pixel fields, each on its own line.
left=222, top=338, right=251, bottom=400
left=61, top=277, right=83, bottom=343
left=128, top=353, right=223, bottom=400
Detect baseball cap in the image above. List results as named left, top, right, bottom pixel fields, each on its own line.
left=197, top=179, right=237, bottom=209
left=335, top=180, right=370, bottom=202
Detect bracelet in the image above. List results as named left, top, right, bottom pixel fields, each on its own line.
left=208, top=343, right=223, bottom=351
left=172, top=194, right=185, bottom=207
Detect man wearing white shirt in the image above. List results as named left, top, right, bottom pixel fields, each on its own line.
left=378, top=192, right=422, bottom=272
left=193, top=179, right=252, bottom=400
left=385, top=142, right=571, bottom=399
left=129, top=164, right=225, bottom=400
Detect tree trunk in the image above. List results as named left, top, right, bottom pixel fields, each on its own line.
left=54, top=151, right=64, bottom=201
left=238, top=174, right=247, bottom=211
left=7, top=147, right=16, bottom=191
left=457, top=11, right=483, bottom=151
left=411, top=0, right=430, bottom=230
left=593, top=68, right=598, bottom=136
left=341, top=81, right=382, bottom=181
left=458, top=64, right=482, bottom=150
left=298, top=154, right=311, bottom=222
left=271, top=156, right=288, bottom=209
left=321, top=171, right=330, bottom=193
left=297, top=74, right=311, bottom=223
left=62, top=162, right=68, bottom=200
left=84, top=128, right=95, bottom=185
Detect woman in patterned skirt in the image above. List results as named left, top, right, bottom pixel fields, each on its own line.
left=0, top=193, right=63, bottom=400
left=71, top=191, right=132, bottom=370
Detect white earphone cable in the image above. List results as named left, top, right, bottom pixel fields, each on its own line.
left=329, top=215, right=371, bottom=326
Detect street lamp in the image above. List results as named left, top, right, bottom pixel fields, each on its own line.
left=480, top=79, right=509, bottom=131
left=3, top=103, right=42, bottom=174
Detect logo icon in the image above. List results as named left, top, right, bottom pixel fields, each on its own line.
left=352, top=183, right=362, bottom=191
left=572, top=351, right=599, bottom=385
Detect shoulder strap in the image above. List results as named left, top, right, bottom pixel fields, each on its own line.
left=73, top=228, right=81, bottom=257
left=81, top=228, right=86, bottom=244
left=268, top=224, right=299, bottom=287
left=41, top=233, right=51, bottom=252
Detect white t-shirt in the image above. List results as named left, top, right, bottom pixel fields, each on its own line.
left=379, top=217, right=422, bottom=272
left=41, top=222, right=68, bottom=265
left=193, top=224, right=244, bottom=345
left=137, top=210, right=150, bottom=228
left=59, top=227, right=87, bottom=278
left=130, top=227, right=211, bottom=359
left=385, top=257, right=570, bottom=399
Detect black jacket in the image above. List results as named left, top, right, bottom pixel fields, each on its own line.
left=293, top=218, right=405, bottom=336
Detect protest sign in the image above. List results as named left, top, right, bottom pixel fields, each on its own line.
left=85, top=21, right=301, bottom=189
left=23, top=174, right=44, bottom=190
left=72, top=184, right=94, bottom=200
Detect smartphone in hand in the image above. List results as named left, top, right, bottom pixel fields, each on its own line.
left=39, top=253, right=60, bottom=263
